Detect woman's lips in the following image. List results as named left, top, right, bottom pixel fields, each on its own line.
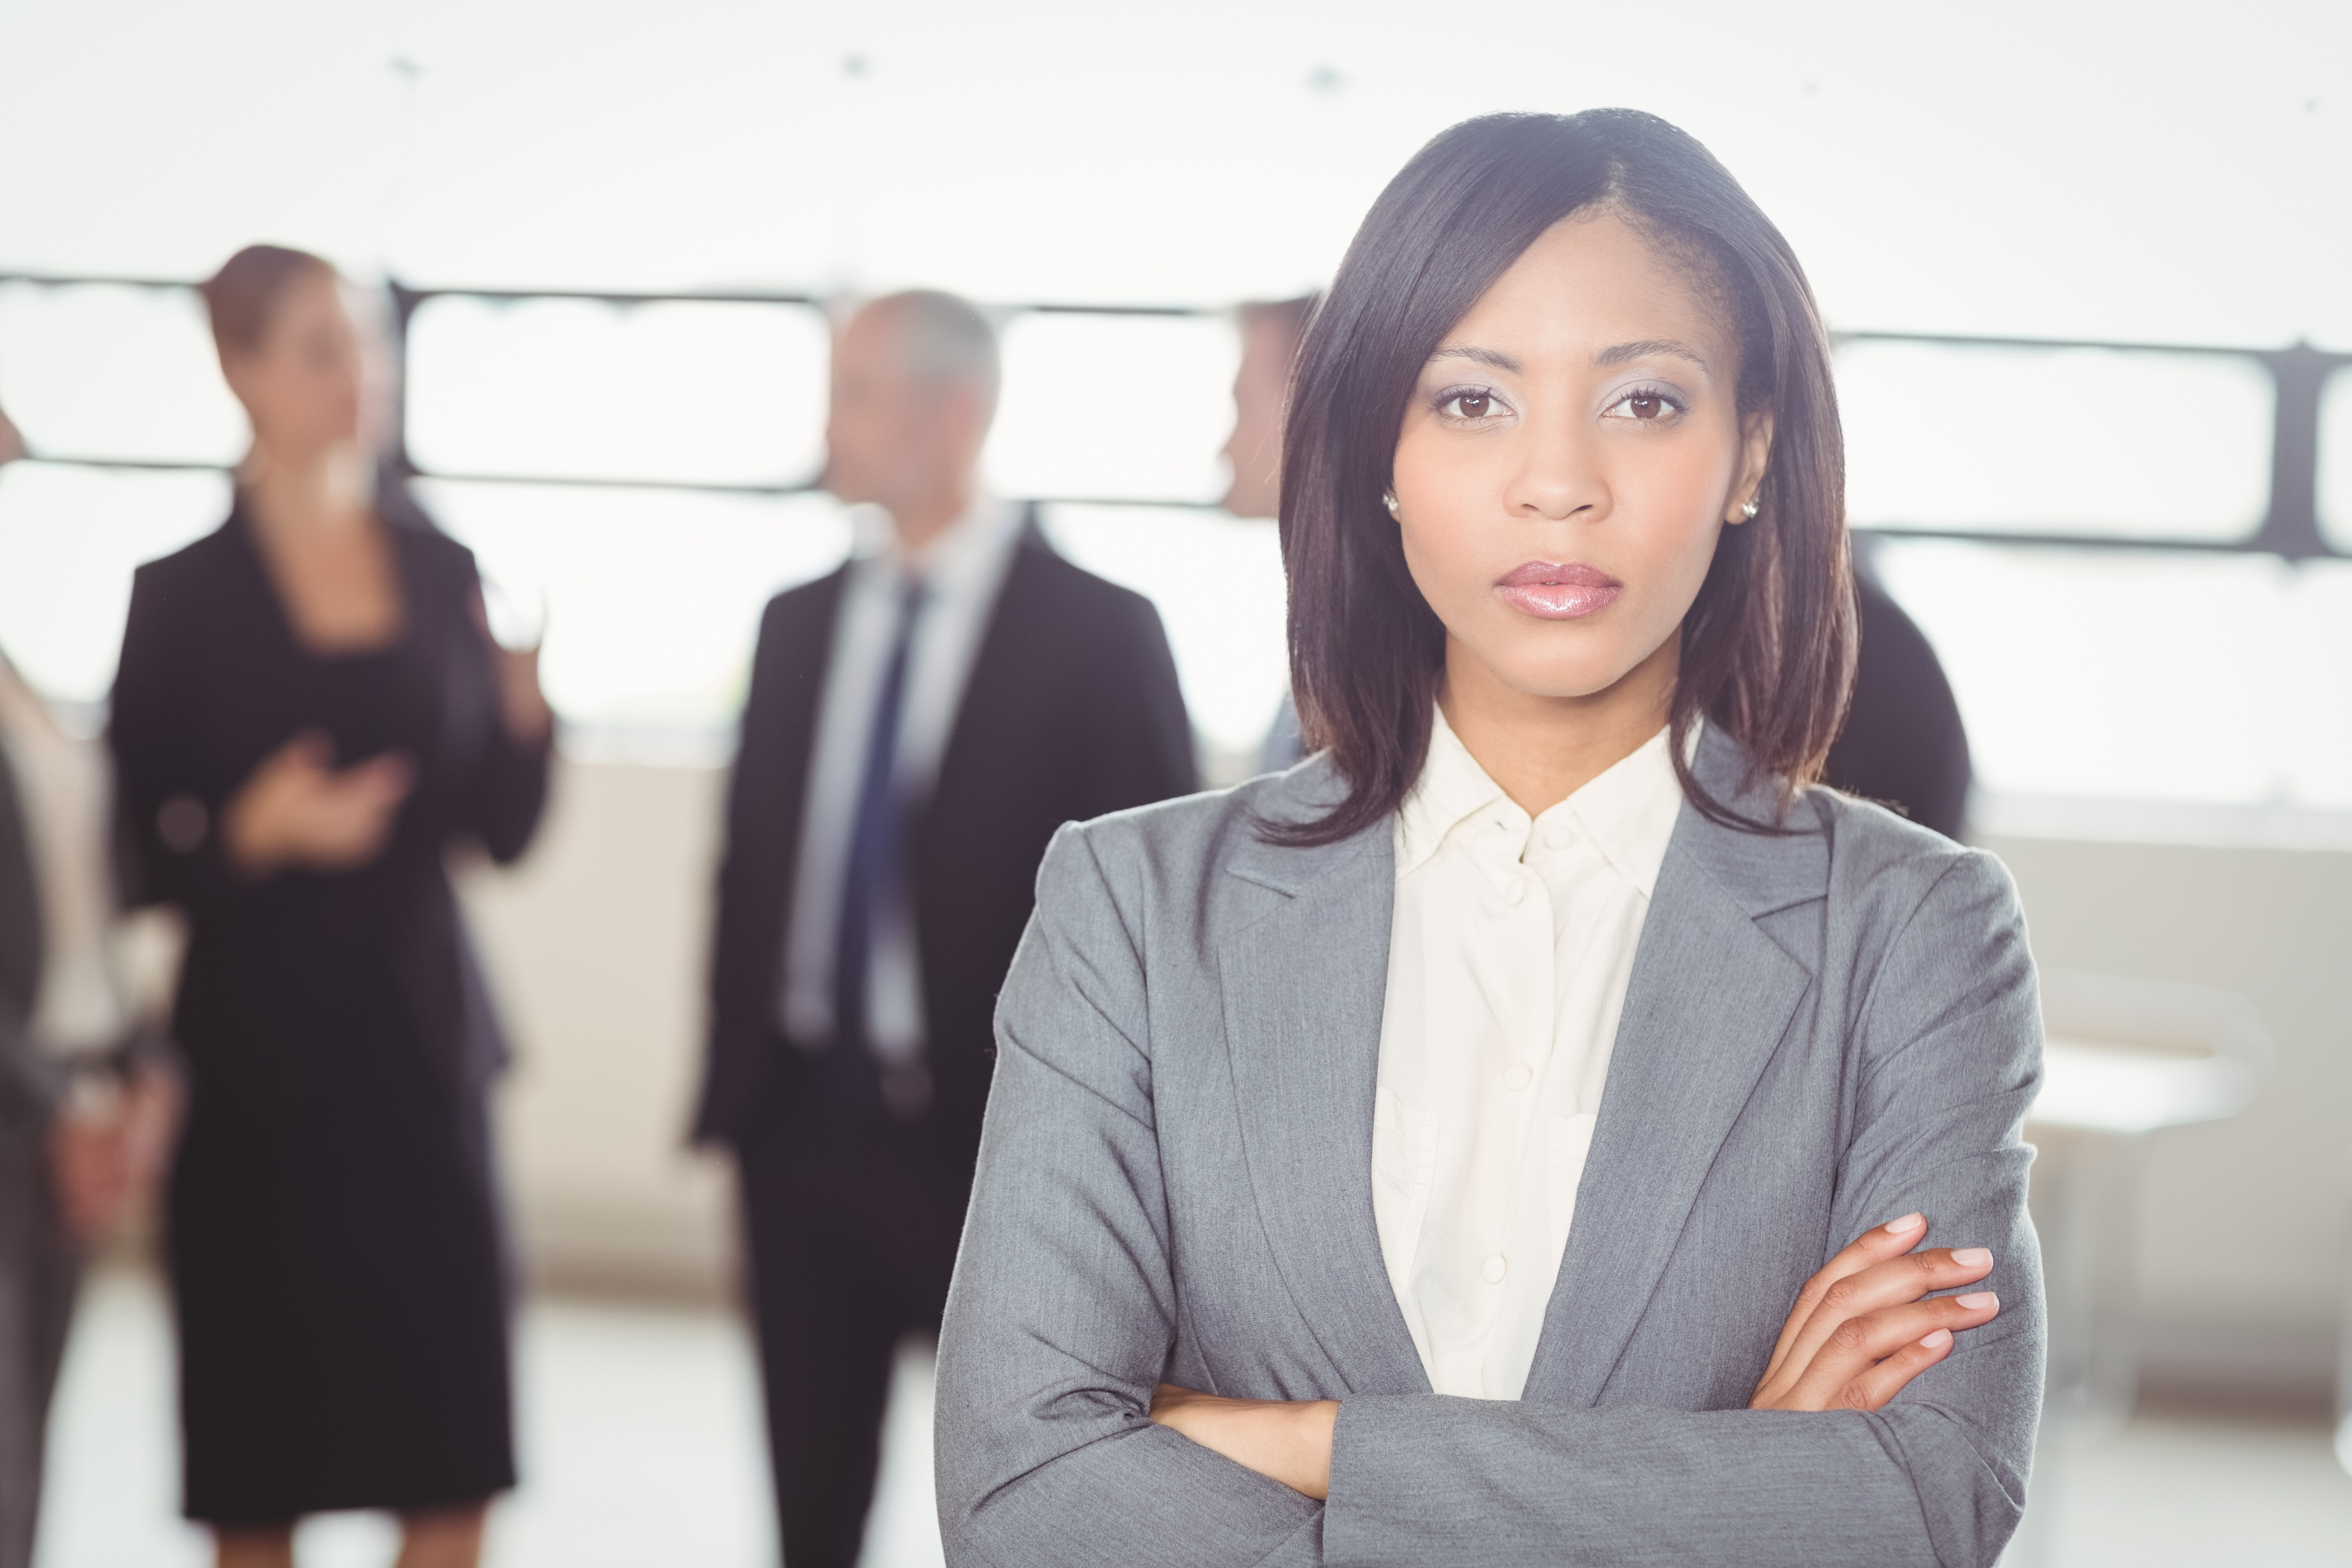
left=1494, top=560, right=1622, bottom=619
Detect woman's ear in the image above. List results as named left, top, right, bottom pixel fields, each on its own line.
left=1727, top=405, right=1776, bottom=524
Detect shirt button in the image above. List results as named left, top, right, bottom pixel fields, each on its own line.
left=1505, top=1063, right=1533, bottom=1092
left=1482, top=1254, right=1508, bottom=1284
left=1503, top=879, right=1526, bottom=905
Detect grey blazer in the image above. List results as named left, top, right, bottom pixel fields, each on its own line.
left=935, top=727, right=2044, bottom=1568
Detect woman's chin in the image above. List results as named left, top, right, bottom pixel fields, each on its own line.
left=1467, top=657, right=1649, bottom=706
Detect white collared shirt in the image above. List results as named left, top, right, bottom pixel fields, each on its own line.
left=0, top=653, right=131, bottom=1060
left=1373, top=706, right=1686, bottom=1400
left=777, top=495, right=1026, bottom=1062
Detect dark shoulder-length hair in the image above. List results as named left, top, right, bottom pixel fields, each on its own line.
left=1274, top=108, right=1854, bottom=844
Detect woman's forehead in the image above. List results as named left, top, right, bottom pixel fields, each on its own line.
left=1439, top=210, right=1738, bottom=374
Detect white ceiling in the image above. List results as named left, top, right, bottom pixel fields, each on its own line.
left=4, top=0, right=2348, bottom=346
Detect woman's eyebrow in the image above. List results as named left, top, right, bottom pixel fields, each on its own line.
left=1594, top=338, right=1712, bottom=373
left=1426, top=344, right=1522, bottom=373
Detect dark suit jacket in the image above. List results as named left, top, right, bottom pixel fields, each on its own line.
left=0, top=741, right=47, bottom=1153
left=1823, top=571, right=1973, bottom=839
left=693, top=526, right=1196, bottom=1185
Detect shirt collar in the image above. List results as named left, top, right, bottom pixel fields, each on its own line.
left=851, top=494, right=1023, bottom=595
left=1394, top=704, right=1689, bottom=896
left=1395, top=705, right=1508, bottom=880
left=1544, top=722, right=1686, bottom=899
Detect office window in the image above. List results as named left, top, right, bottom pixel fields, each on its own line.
left=1874, top=542, right=2352, bottom=811
left=987, top=312, right=1236, bottom=505
left=2319, top=367, right=2352, bottom=552
left=418, top=480, right=852, bottom=748
left=0, top=462, right=229, bottom=708
left=405, top=297, right=829, bottom=488
left=0, top=281, right=245, bottom=465
left=1839, top=341, right=2273, bottom=541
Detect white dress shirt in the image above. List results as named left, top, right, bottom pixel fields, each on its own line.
left=1372, top=706, right=1686, bottom=1400
left=777, top=496, right=1026, bottom=1064
left=0, top=653, right=131, bottom=1060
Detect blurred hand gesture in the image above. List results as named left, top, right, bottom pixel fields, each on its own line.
left=223, top=730, right=415, bottom=877
left=52, top=1068, right=181, bottom=1241
left=471, top=587, right=554, bottom=746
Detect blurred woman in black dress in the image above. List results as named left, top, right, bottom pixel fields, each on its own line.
left=108, top=245, right=552, bottom=1568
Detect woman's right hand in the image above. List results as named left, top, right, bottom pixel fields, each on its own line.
left=1749, top=1213, right=2001, bottom=1412
left=222, top=730, right=415, bottom=877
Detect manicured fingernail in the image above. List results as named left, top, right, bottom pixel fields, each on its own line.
left=1953, top=1248, right=1993, bottom=1269
left=1885, top=1213, right=1924, bottom=1234
left=1920, top=1328, right=1953, bottom=1349
left=1956, top=1292, right=1998, bottom=1310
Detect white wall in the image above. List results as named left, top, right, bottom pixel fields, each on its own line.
left=462, top=758, right=2352, bottom=1400
left=460, top=759, right=735, bottom=1297
left=1983, top=831, right=2352, bottom=1405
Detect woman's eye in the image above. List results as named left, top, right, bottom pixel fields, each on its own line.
left=1441, top=391, right=1498, bottom=420
left=1606, top=391, right=1678, bottom=421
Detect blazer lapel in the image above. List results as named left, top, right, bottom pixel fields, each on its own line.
left=1524, top=731, right=1827, bottom=1405
left=1216, top=767, right=1429, bottom=1395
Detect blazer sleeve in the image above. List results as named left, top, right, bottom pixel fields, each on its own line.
left=441, top=544, right=552, bottom=865
left=109, top=564, right=249, bottom=916
left=935, top=822, right=1327, bottom=1568
left=1321, top=850, right=2043, bottom=1568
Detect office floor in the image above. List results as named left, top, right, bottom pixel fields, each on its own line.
left=36, top=1270, right=2352, bottom=1567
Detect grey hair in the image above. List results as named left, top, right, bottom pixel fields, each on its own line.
left=867, top=289, right=1002, bottom=419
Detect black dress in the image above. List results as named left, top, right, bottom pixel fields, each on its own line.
left=108, top=494, right=550, bottom=1525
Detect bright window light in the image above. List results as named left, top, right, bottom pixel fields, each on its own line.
left=0, top=282, right=245, bottom=465
left=0, top=462, right=229, bottom=706
left=405, top=298, right=829, bottom=488
left=417, top=480, right=850, bottom=743
left=1871, top=542, right=2352, bottom=809
left=1839, top=342, right=2274, bottom=541
left=987, top=314, right=1238, bottom=505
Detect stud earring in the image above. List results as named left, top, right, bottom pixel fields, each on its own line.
left=1739, top=499, right=1760, bottom=521
left=1382, top=489, right=1401, bottom=516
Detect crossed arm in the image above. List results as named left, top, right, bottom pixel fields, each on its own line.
left=1148, top=1212, right=2006, bottom=1499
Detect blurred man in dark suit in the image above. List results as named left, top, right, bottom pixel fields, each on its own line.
left=1, top=637, right=176, bottom=1568
left=694, top=290, right=1195, bottom=1568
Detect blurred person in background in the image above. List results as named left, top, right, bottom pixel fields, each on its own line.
left=1221, top=297, right=1315, bottom=526
left=1233, top=304, right=1972, bottom=837
left=1, top=638, right=178, bottom=1568
left=1820, top=539, right=1972, bottom=838
left=1221, top=297, right=1318, bottom=774
left=107, top=245, right=552, bottom=1568
left=693, top=289, right=1193, bottom=1568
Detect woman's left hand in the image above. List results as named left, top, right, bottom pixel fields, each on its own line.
left=1148, top=1384, right=1339, bottom=1499
left=491, top=645, right=554, bottom=746
left=468, top=589, right=554, bottom=746
left=1749, top=1213, right=2001, bottom=1412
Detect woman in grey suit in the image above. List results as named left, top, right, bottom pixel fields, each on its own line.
left=936, top=110, right=2042, bottom=1568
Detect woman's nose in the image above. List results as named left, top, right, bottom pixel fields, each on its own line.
left=1505, top=425, right=1604, bottom=523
